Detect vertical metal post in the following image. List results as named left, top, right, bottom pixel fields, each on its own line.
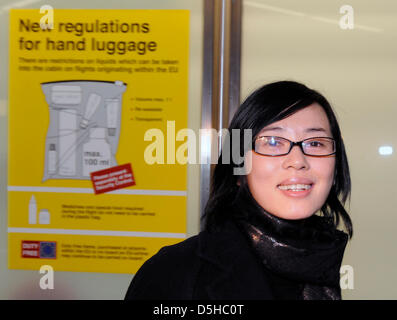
left=228, top=0, right=242, bottom=121
left=200, top=0, right=242, bottom=230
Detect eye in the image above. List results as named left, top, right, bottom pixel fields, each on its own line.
left=309, top=141, right=324, bottom=147
left=268, top=139, right=280, bottom=146
left=266, top=137, right=285, bottom=147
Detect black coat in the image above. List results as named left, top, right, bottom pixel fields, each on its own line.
left=125, top=220, right=279, bottom=300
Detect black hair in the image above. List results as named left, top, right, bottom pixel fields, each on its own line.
left=203, top=80, right=353, bottom=238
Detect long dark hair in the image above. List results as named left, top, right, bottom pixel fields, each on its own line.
left=203, top=81, right=353, bottom=238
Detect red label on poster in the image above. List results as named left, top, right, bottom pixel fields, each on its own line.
left=21, top=240, right=57, bottom=259
left=21, top=241, right=40, bottom=258
left=90, top=163, right=136, bottom=195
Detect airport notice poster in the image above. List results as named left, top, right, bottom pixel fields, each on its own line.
left=8, top=9, right=189, bottom=273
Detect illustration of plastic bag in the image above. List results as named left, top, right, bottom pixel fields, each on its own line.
left=41, top=80, right=127, bottom=181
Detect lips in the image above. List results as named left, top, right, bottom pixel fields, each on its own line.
left=276, top=177, right=314, bottom=198
left=277, top=177, right=314, bottom=187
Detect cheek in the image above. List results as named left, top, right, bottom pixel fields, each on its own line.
left=312, top=158, right=335, bottom=188
left=246, top=154, right=279, bottom=197
left=308, top=158, right=336, bottom=211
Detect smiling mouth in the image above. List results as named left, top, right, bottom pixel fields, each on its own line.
left=277, top=184, right=313, bottom=191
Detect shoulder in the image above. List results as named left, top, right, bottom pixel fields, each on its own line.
left=124, top=221, right=275, bottom=300
left=124, top=234, right=201, bottom=300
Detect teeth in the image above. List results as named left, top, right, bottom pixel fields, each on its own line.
left=278, top=184, right=312, bottom=191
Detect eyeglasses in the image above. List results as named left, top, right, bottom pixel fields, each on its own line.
left=254, top=136, right=336, bottom=157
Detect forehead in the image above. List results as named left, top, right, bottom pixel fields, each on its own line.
left=259, top=103, right=332, bottom=136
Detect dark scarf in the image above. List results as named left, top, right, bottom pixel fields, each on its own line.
left=232, top=187, right=348, bottom=300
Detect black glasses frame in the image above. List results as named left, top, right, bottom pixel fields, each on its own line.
left=253, top=136, right=336, bottom=157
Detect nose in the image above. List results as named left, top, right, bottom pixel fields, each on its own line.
left=282, top=144, right=310, bottom=170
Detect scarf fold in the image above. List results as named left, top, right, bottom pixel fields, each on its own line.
left=233, top=187, right=348, bottom=300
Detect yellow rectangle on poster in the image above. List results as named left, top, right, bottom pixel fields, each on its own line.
left=9, top=9, right=190, bottom=190
left=9, top=232, right=184, bottom=274
left=8, top=191, right=186, bottom=232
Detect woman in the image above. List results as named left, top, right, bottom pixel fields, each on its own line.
left=125, top=80, right=352, bottom=300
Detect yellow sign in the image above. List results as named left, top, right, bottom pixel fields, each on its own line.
left=8, top=9, right=189, bottom=273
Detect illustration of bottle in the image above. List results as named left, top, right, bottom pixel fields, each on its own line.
left=82, top=128, right=112, bottom=177
left=29, top=195, right=37, bottom=224
left=48, top=144, right=57, bottom=174
left=58, top=109, right=77, bottom=176
left=80, top=93, right=102, bottom=129
left=39, top=209, right=50, bottom=224
left=105, top=98, right=119, bottom=136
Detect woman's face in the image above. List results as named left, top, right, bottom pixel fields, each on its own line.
left=245, top=103, right=336, bottom=220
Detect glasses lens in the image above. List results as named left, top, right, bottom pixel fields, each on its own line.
left=302, top=138, right=335, bottom=155
left=255, top=136, right=290, bottom=155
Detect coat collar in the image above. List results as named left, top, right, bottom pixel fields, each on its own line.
left=197, top=220, right=274, bottom=299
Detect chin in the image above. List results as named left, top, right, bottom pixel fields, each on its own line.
left=275, top=208, right=315, bottom=220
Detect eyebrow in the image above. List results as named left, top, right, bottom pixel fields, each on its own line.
left=260, top=126, right=328, bottom=133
